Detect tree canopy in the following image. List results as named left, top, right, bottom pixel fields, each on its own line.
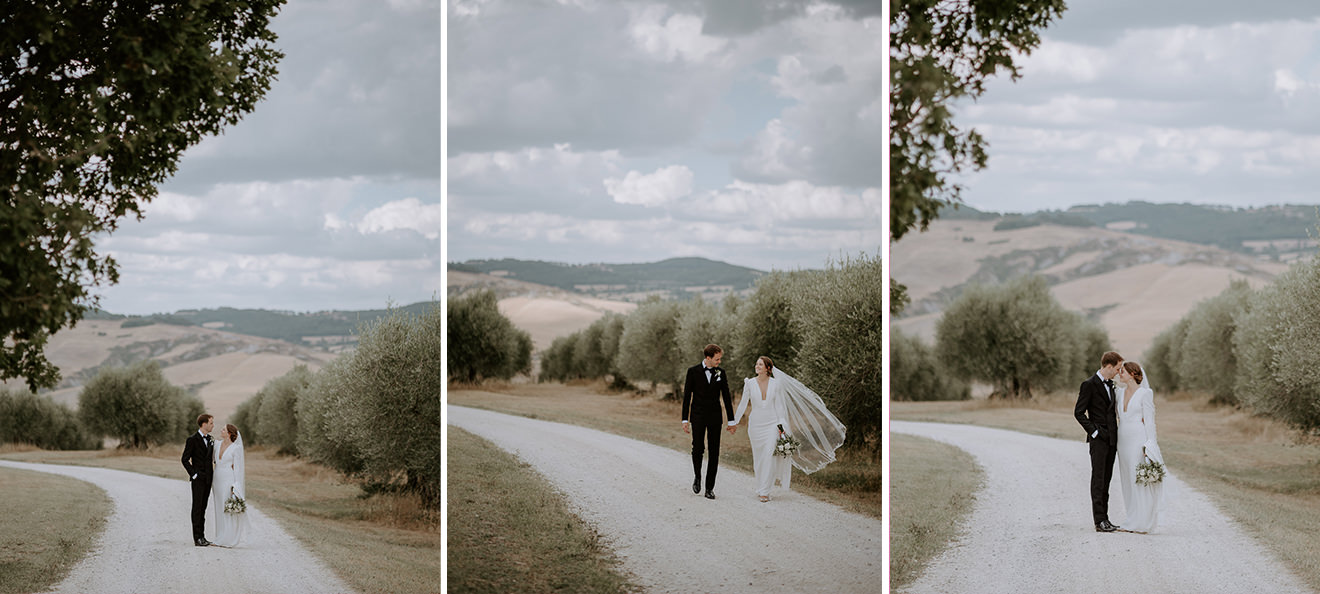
left=889, top=0, right=1065, bottom=242
left=0, top=0, right=285, bottom=389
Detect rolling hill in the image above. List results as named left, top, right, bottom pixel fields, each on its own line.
left=891, top=217, right=1293, bottom=360
left=450, top=257, right=766, bottom=302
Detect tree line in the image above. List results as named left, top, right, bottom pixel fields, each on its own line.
left=1146, top=254, right=1320, bottom=432
left=0, top=304, right=441, bottom=509
left=232, top=303, right=441, bottom=507
left=451, top=255, right=884, bottom=457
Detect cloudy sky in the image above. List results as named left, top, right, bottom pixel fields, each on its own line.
left=952, top=0, right=1320, bottom=214
left=446, top=0, right=885, bottom=272
left=93, top=0, right=440, bottom=315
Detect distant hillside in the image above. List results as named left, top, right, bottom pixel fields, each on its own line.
left=84, top=302, right=437, bottom=346
left=449, top=257, right=767, bottom=302
left=946, top=202, right=1319, bottom=260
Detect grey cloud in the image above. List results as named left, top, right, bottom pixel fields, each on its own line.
left=163, top=0, right=440, bottom=193
left=1046, top=0, right=1320, bottom=45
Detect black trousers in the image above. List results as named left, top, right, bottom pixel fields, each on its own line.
left=191, top=475, right=212, bottom=540
left=1088, top=438, right=1117, bottom=524
left=690, top=418, right=721, bottom=492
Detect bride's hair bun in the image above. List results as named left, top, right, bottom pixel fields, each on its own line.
left=225, top=424, right=238, bottom=441
left=1123, top=361, right=1143, bottom=384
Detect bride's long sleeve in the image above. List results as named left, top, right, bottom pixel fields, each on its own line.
left=731, top=379, right=751, bottom=426
left=772, top=378, right=788, bottom=431
left=233, top=445, right=246, bottom=499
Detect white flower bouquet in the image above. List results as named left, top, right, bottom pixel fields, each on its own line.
left=1135, top=457, right=1165, bottom=486
left=774, top=433, right=800, bottom=458
left=224, top=490, right=247, bottom=514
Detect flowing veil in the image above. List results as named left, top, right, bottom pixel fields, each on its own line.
left=775, top=370, right=846, bottom=474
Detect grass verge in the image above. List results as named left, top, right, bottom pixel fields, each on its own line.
left=0, top=445, right=439, bottom=594
left=892, top=390, right=1320, bottom=591
left=448, top=381, right=882, bottom=520
left=888, top=433, right=983, bottom=590
left=0, top=466, right=111, bottom=594
left=446, top=426, right=640, bottom=594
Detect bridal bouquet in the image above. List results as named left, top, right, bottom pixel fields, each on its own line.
left=1136, top=457, right=1166, bottom=486
left=774, top=433, right=801, bottom=458
left=225, top=490, right=247, bottom=514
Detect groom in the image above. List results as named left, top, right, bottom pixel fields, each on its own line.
left=1074, top=351, right=1123, bottom=533
left=681, top=344, right=735, bottom=499
left=181, top=414, right=215, bottom=546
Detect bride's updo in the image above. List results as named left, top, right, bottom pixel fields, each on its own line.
left=225, top=424, right=238, bottom=441
left=759, top=356, right=775, bottom=378
left=1123, top=361, right=1144, bottom=385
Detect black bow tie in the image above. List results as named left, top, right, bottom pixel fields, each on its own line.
left=1104, top=379, right=1114, bottom=388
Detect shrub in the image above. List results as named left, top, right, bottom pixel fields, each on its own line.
left=0, top=389, right=101, bottom=450
left=890, top=329, right=970, bottom=401
left=731, top=272, right=803, bottom=376
left=77, top=360, right=195, bottom=448
left=1176, top=279, right=1253, bottom=404
left=230, top=391, right=264, bottom=445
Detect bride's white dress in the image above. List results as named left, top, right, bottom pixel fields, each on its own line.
left=211, top=435, right=250, bottom=547
left=733, top=377, right=791, bottom=497
left=1116, top=384, right=1164, bottom=533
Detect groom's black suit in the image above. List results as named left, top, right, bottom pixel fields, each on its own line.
left=1074, top=373, right=1118, bottom=526
left=181, top=431, right=214, bottom=542
left=682, top=363, right=733, bottom=493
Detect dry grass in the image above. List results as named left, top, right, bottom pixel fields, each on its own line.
left=447, top=381, right=883, bottom=521
left=888, top=433, right=983, bottom=590
left=0, top=466, right=111, bottom=594
left=892, top=391, right=1320, bottom=591
left=0, top=445, right=440, bottom=594
left=447, top=426, right=640, bottom=594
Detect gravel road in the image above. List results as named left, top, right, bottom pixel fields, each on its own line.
left=891, top=421, right=1315, bottom=594
left=0, top=460, right=354, bottom=594
left=447, top=405, right=884, bottom=594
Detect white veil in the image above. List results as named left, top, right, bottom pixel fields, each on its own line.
left=774, top=369, right=847, bottom=474
left=1130, top=363, right=1163, bottom=465
left=231, top=430, right=246, bottom=500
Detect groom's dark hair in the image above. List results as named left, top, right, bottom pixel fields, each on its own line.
left=703, top=344, right=722, bottom=358
left=197, top=414, right=213, bottom=427
left=1100, top=351, right=1123, bottom=368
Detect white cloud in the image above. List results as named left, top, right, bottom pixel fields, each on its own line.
left=629, top=6, right=727, bottom=63
left=356, top=198, right=444, bottom=239
left=604, top=165, right=695, bottom=207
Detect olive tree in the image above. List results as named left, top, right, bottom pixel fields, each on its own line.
left=936, top=275, right=1107, bottom=398
left=615, top=298, right=684, bottom=398
left=0, top=0, right=284, bottom=390
left=1177, top=280, right=1253, bottom=404
left=254, top=364, right=313, bottom=455
left=731, top=272, right=803, bottom=376
left=447, top=290, right=532, bottom=383
left=791, top=255, right=885, bottom=456
left=78, top=360, right=197, bottom=448
left=1233, top=259, right=1320, bottom=431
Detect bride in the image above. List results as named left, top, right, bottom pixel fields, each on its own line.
left=211, top=423, right=250, bottom=547
left=1115, top=361, right=1164, bottom=533
left=730, top=356, right=846, bottom=502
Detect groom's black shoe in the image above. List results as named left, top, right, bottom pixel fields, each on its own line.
left=704, top=490, right=716, bottom=500
left=1095, top=521, right=1118, bottom=533
left=693, top=476, right=701, bottom=494
left=195, top=538, right=211, bottom=546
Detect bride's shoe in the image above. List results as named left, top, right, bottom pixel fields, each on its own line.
left=758, top=495, right=769, bottom=502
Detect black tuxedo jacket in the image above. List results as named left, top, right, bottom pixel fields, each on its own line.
left=181, top=432, right=214, bottom=481
left=1074, top=374, right=1117, bottom=446
left=681, top=363, right=733, bottom=425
